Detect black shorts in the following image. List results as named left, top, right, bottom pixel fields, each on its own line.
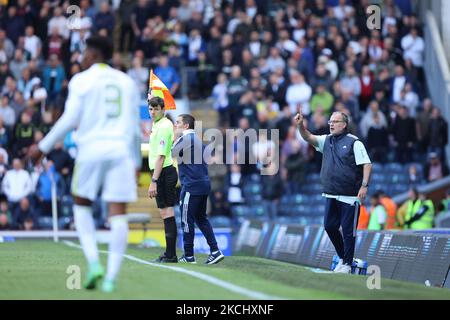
left=152, top=165, right=178, bottom=209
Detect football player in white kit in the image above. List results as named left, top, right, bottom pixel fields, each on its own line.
left=32, top=36, right=141, bottom=293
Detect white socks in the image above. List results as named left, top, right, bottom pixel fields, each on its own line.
left=105, top=215, right=128, bottom=282
left=74, top=205, right=99, bottom=264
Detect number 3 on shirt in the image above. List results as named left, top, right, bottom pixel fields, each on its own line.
left=105, top=84, right=122, bottom=118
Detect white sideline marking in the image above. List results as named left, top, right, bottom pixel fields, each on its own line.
left=63, top=241, right=286, bottom=300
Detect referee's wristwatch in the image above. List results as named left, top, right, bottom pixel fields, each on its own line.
left=152, top=178, right=158, bottom=183
left=361, top=181, right=369, bottom=188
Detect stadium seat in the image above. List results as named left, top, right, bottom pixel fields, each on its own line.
left=384, top=163, right=404, bottom=173
left=231, top=205, right=251, bottom=217
left=391, top=184, right=409, bottom=195
left=242, top=183, right=262, bottom=196
left=277, top=203, right=292, bottom=216
left=251, top=204, right=270, bottom=219
left=387, top=173, right=409, bottom=185
left=371, top=173, right=386, bottom=184
left=37, top=217, right=53, bottom=230
left=245, top=194, right=263, bottom=203
left=371, top=163, right=383, bottom=173
left=209, top=216, right=232, bottom=228
left=305, top=173, right=321, bottom=183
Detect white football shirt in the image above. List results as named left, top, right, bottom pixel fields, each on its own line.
left=39, top=63, right=141, bottom=168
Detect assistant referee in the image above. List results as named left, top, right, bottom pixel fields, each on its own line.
left=148, top=96, right=178, bottom=263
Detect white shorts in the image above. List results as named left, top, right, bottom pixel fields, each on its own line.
left=71, top=157, right=137, bottom=203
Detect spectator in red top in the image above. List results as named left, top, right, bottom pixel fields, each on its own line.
left=359, top=65, right=374, bottom=112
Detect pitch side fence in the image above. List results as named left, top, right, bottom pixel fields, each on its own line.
left=235, top=219, right=450, bottom=289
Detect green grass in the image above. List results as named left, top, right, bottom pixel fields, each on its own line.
left=0, top=240, right=449, bottom=300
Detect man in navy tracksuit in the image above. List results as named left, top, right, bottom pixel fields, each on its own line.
left=172, top=114, right=224, bottom=264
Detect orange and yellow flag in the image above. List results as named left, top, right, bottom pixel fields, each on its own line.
left=149, top=70, right=176, bottom=110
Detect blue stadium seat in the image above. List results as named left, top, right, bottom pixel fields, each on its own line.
left=292, top=194, right=307, bottom=205
left=370, top=173, right=386, bottom=184
left=305, top=173, right=321, bottom=183
left=251, top=204, right=270, bottom=218
left=60, top=195, right=74, bottom=217
left=231, top=205, right=251, bottom=217
left=37, top=217, right=53, bottom=230
left=391, top=184, right=409, bottom=195
left=302, top=183, right=322, bottom=195
left=279, top=195, right=292, bottom=205
left=387, top=173, right=409, bottom=185
left=371, top=163, right=383, bottom=173
left=242, top=183, right=262, bottom=196
left=277, top=203, right=291, bottom=216
left=384, top=163, right=404, bottom=173
left=245, top=194, right=263, bottom=203
left=209, top=216, right=232, bottom=228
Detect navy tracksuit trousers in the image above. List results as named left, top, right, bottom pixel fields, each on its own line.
left=180, top=191, right=219, bottom=257
left=324, top=198, right=361, bottom=265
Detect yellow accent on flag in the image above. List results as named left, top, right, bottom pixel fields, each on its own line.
left=149, top=69, right=176, bottom=110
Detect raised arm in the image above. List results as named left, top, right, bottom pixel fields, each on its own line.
left=294, top=106, right=319, bottom=148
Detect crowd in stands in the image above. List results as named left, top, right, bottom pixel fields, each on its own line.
left=0, top=0, right=449, bottom=230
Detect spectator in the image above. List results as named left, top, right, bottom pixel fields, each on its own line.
left=391, top=65, right=408, bottom=103
left=285, top=71, right=312, bottom=116
left=424, top=152, right=449, bottom=183
left=9, top=49, right=28, bottom=81
left=359, top=65, right=374, bottom=112
left=226, top=164, right=244, bottom=207
left=47, top=6, right=69, bottom=39
left=13, top=112, right=35, bottom=158
left=13, top=197, right=35, bottom=230
left=0, top=95, right=16, bottom=128
left=416, top=98, right=433, bottom=155
left=266, top=47, right=285, bottom=73
left=0, top=118, right=9, bottom=148
left=43, top=27, right=65, bottom=60
left=428, top=107, right=448, bottom=163
left=209, top=190, right=229, bottom=217
left=392, top=106, right=416, bottom=164
left=42, top=54, right=66, bottom=102
left=261, top=162, right=283, bottom=218
left=0, top=200, right=11, bottom=230
left=0, top=29, right=14, bottom=61
left=47, top=142, right=73, bottom=190
left=212, top=73, right=229, bottom=127
left=227, top=65, right=248, bottom=122
left=398, top=83, right=419, bottom=117
left=340, top=65, right=361, bottom=99
left=401, top=28, right=424, bottom=70
left=24, top=26, right=42, bottom=60
left=407, top=163, right=422, bottom=185
left=154, top=55, right=180, bottom=96
left=368, top=193, right=387, bottom=231
left=310, top=84, right=334, bottom=117
left=2, top=6, right=26, bottom=45
left=127, top=56, right=148, bottom=99
left=94, top=2, right=115, bottom=36
left=359, top=101, right=388, bottom=139
left=379, top=190, right=398, bottom=230
left=366, top=113, right=389, bottom=163
left=1, top=158, right=32, bottom=213
left=283, top=138, right=306, bottom=194
left=0, top=152, right=9, bottom=190
left=36, top=160, right=64, bottom=217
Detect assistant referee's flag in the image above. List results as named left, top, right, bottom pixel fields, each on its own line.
left=149, top=69, right=176, bottom=110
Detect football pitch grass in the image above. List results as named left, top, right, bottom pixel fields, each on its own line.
left=1, top=240, right=449, bottom=300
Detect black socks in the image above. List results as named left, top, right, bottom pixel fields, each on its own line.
left=164, top=216, right=178, bottom=257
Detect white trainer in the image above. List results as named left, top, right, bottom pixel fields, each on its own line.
left=334, top=264, right=352, bottom=274
left=333, top=259, right=344, bottom=272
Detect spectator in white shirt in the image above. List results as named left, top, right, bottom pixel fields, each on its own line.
left=401, top=28, right=424, bottom=68
left=24, top=26, right=42, bottom=60
left=392, top=65, right=407, bottom=103
left=48, top=6, right=70, bottom=39
left=2, top=158, right=32, bottom=212
left=285, top=70, right=312, bottom=116
left=399, top=83, right=419, bottom=118
left=340, top=65, right=361, bottom=98
left=333, top=0, right=354, bottom=21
